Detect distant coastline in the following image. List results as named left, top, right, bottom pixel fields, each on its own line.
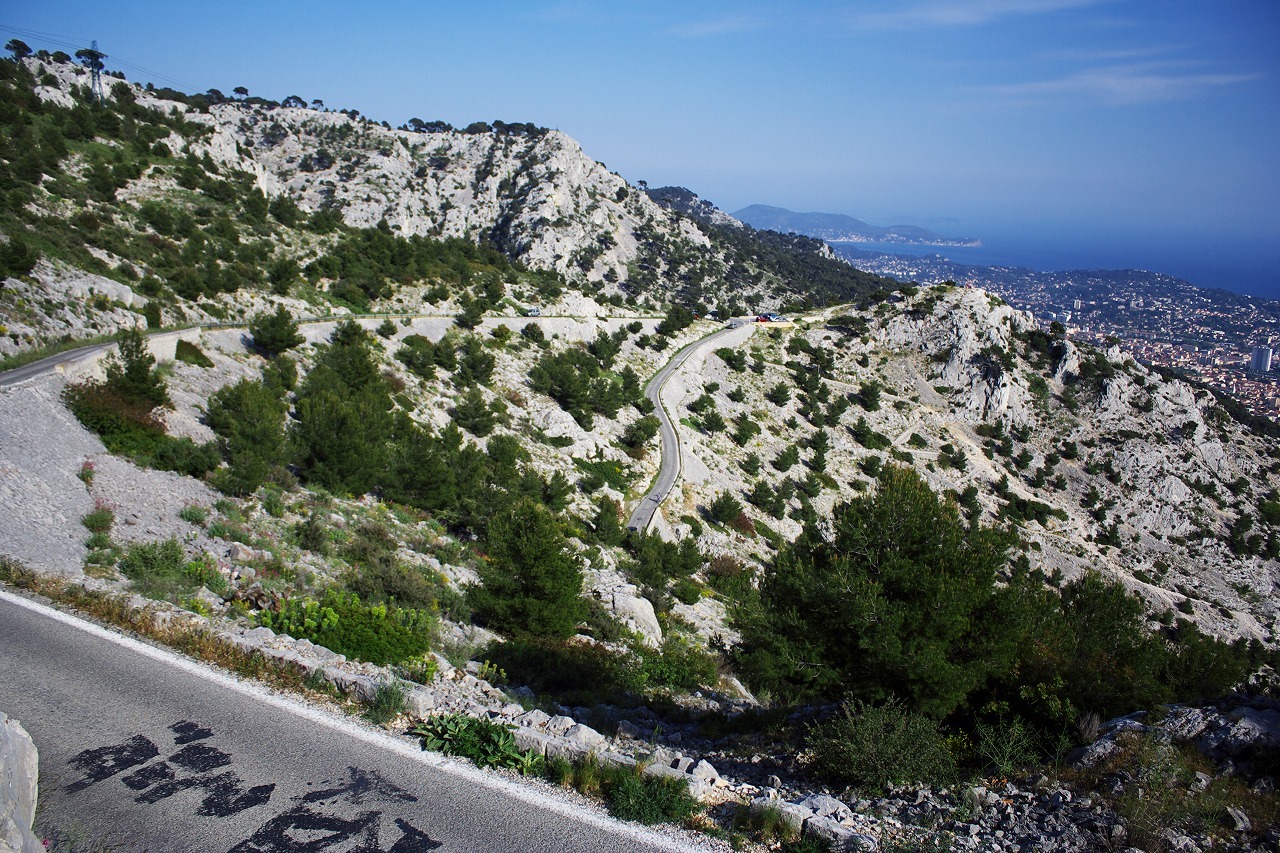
left=831, top=237, right=1280, bottom=301
left=818, top=235, right=981, bottom=248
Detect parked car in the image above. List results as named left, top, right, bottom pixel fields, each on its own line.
left=525, top=307, right=541, bottom=317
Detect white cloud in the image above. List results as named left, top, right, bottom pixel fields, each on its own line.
left=981, top=63, right=1261, bottom=104
left=849, top=0, right=1108, bottom=30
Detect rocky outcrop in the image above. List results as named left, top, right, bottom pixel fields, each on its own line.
left=0, top=712, right=40, bottom=853
left=0, top=262, right=147, bottom=358
left=1072, top=697, right=1280, bottom=776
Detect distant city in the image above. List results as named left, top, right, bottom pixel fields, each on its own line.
left=833, top=245, right=1280, bottom=421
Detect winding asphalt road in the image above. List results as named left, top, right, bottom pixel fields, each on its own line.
left=0, top=339, right=120, bottom=387
left=626, top=322, right=750, bottom=533
left=0, top=590, right=703, bottom=852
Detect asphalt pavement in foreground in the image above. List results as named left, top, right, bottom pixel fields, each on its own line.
left=0, top=590, right=703, bottom=852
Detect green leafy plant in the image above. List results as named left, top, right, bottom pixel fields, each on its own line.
left=409, top=714, right=540, bottom=774
left=604, top=767, right=699, bottom=825
left=397, top=655, right=439, bottom=685
left=974, top=714, right=1039, bottom=777
left=259, top=588, right=436, bottom=665
left=118, top=538, right=188, bottom=599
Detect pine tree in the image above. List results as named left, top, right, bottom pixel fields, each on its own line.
left=104, top=327, right=169, bottom=408
left=469, top=498, right=586, bottom=639
left=249, top=306, right=304, bottom=357
left=735, top=465, right=1024, bottom=717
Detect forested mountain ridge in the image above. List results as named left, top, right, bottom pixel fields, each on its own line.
left=0, top=52, right=892, bottom=360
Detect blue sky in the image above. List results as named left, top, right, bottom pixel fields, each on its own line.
left=4, top=2, right=1278, bottom=290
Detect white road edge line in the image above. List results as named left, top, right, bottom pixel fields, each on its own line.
left=0, top=588, right=703, bottom=852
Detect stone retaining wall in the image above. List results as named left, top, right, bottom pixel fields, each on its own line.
left=97, top=588, right=724, bottom=799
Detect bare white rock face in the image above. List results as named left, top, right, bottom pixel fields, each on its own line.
left=0, top=712, right=40, bottom=853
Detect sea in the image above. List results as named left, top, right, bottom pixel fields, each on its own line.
left=834, top=233, right=1280, bottom=302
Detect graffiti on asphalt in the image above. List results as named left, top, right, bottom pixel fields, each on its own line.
left=67, top=720, right=441, bottom=851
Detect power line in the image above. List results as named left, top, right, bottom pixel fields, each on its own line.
left=0, top=22, right=201, bottom=93
left=0, top=23, right=88, bottom=52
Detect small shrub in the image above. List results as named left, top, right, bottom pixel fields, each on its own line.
left=82, top=500, right=115, bottom=533
left=85, top=531, right=113, bottom=551
left=974, top=715, right=1039, bottom=776
left=179, top=503, right=209, bottom=526
left=575, top=458, right=634, bottom=492
left=363, top=679, right=409, bottom=724
left=806, top=697, right=957, bottom=791
left=295, top=510, right=331, bottom=554
left=77, top=458, right=95, bottom=486
left=638, top=635, right=719, bottom=691
left=743, top=802, right=801, bottom=845
left=672, top=577, right=702, bottom=606
left=397, top=655, right=439, bottom=685
left=707, top=492, right=743, bottom=525
left=183, top=553, right=228, bottom=595
left=484, top=637, right=642, bottom=705
left=118, top=538, right=188, bottom=599
left=605, top=767, right=699, bottom=825
left=706, top=554, right=751, bottom=598
left=261, top=488, right=286, bottom=518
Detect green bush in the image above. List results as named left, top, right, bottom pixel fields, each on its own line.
left=806, top=697, right=956, bottom=791
left=671, top=577, right=702, bottom=606
left=974, top=715, right=1039, bottom=776
left=621, top=415, right=660, bottom=451
left=605, top=767, right=699, bottom=825
left=409, top=714, right=540, bottom=774
left=638, top=635, right=719, bottom=691
left=484, top=637, right=643, bottom=704
left=64, top=380, right=218, bottom=478
left=343, top=541, right=453, bottom=614
left=82, top=500, right=115, bottom=533
left=118, top=538, right=203, bottom=600
left=575, top=457, right=633, bottom=492
left=294, top=510, right=331, bottom=554
left=259, top=587, right=436, bottom=665
left=363, top=679, right=409, bottom=724
left=707, top=492, right=743, bottom=525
